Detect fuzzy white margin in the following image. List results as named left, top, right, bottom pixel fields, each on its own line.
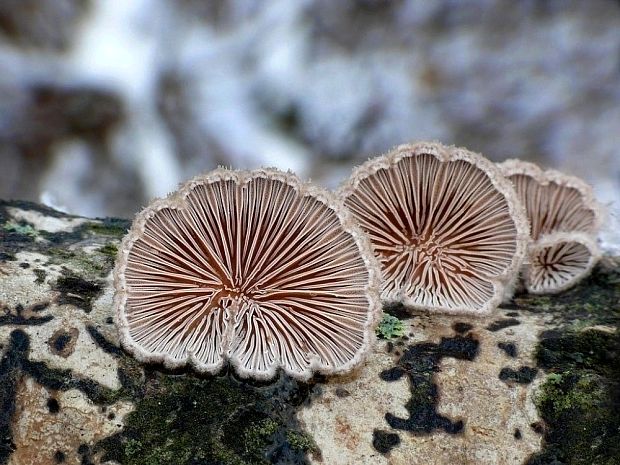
left=113, top=167, right=382, bottom=381
left=524, top=231, right=601, bottom=295
left=497, top=159, right=604, bottom=233
left=337, top=141, right=530, bottom=317
left=498, top=159, right=603, bottom=295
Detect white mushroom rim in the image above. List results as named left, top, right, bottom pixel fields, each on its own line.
left=498, top=159, right=603, bottom=294
left=338, top=141, right=529, bottom=316
left=114, top=167, right=382, bottom=381
left=498, top=159, right=603, bottom=239
left=525, top=232, right=601, bottom=295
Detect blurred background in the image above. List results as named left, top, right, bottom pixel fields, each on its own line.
left=0, top=0, right=619, bottom=249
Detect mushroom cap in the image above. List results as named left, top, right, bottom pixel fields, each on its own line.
left=338, top=141, right=529, bottom=316
left=498, top=159, right=602, bottom=240
left=498, top=159, right=603, bottom=294
left=524, top=232, right=600, bottom=294
left=114, top=167, right=381, bottom=381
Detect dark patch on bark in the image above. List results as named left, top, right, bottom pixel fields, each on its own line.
left=0, top=303, right=53, bottom=326
left=486, top=318, right=520, bottom=332
left=47, top=328, right=79, bottom=358
left=383, top=302, right=411, bottom=320
left=499, top=366, right=538, bottom=384
left=498, top=342, right=518, bottom=357
left=378, top=332, right=479, bottom=443
left=53, top=450, right=66, bottom=463
left=372, top=429, right=400, bottom=454
left=94, top=372, right=319, bottom=465
left=33, top=268, right=47, bottom=285
left=47, top=397, right=60, bottom=414
left=452, top=322, right=473, bottom=334
left=0, top=330, right=28, bottom=464
left=86, top=325, right=123, bottom=356
left=54, top=273, right=103, bottom=313
left=514, top=428, right=522, bottom=439
left=526, top=329, right=620, bottom=465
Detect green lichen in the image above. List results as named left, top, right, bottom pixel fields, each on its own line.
left=376, top=314, right=406, bottom=340
left=97, top=372, right=315, bottom=465
left=83, top=218, right=130, bottom=237
left=98, top=242, right=118, bottom=259
left=285, top=431, right=318, bottom=454
left=46, top=247, right=114, bottom=279
left=527, top=329, right=620, bottom=465
left=2, top=222, right=37, bottom=237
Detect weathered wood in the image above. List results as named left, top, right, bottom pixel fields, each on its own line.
left=1, top=200, right=618, bottom=465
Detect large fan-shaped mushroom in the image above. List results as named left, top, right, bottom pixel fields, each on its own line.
left=339, top=142, right=529, bottom=316
left=498, top=159, right=602, bottom=294
left=114, top=168, right=381, bottom=380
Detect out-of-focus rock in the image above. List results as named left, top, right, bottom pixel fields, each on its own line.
left=0, top=0, right=88, bottom=50
left=1, top=200, right=618, bottom=465
left=0, top=0, right=619, bottom=227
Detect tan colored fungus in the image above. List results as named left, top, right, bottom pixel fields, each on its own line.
left=525, top=232, right=600, bottom=294
left=339, top=142, right=529, bottom=316
left=114, top=168, right=381, bottom=380
left=498, top=159, right=602, bottom=294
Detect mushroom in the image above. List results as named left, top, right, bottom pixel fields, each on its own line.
left=525, top=232, right=600, bottom=294
left=498, top=159, right=602, bottom=293
left=338, top=142, right=529, bottom=316
left=114, top=168, right=381, bottom=380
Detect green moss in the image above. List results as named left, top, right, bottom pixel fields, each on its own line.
left=527, top=329, right=620, bottom=465
left=514, top=264, right=620, bottom=328
left=98, top=242, right=118, bottom=258
left=46, top=247, right=113, bottom=279
left=83, top=218, right=130, bottom=237
left=286, top=431, right=318, bottom=453
left=376, top=314, right=406, bottom=340
left=3, top=222, right=37, bottom=237
left=97, top=373, right=315, bottom=465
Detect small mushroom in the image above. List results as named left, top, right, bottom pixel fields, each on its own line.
left=498, top=159, right=602, bottom=240
left=338, top=142, right=529, bottom=316
left=525, top=232, right=600, bottom=294
left=498, top=159, right=602, bottom=293
left=114, top=168, right=381, bottom=380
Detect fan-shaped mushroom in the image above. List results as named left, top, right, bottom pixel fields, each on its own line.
left=114, top=168, right=381, bottom=380
left=498, top=159, right=602, bottom=294
left=339, top=142, right=529, bottom=316
left=525, top=232, right=600, bottom=294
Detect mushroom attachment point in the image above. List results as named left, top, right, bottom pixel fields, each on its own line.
left=339, top=142, right=528, bottom=316
left=499, top=159, right=602, bottom=294
left=114, top=168, right=381, bottom=380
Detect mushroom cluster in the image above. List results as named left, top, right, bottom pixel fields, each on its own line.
left=113, top=142, right=603, bottom=379
left=114, top=168, right=381, bottom=380
left=338, top=142, right=529, bottom=316
left=498, top=160, right=602, bottom=294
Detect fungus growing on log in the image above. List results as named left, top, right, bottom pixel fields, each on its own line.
left=498, top=160, right=602, bottom=294
left=525, top=232, right=600, bottom=294
left=339, top=142, right=529, bottom=316
left=114, top=168, right=381, bottom=380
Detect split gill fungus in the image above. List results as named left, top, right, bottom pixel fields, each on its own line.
left=498, top=160, right=602, bottom=294
left=113, top=168, right=381, bottom=380
left=339, top=142, right=529, bottom=316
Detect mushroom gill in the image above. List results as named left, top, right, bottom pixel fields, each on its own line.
left=499, top=160, right=601, bottom=240
left=498, top=159, right=602, bottom=294
left=525, top=232, right=600, bottom=294
left=114, top=168, right=381, bottom=380
left=339, top=142, right=529, bottom=316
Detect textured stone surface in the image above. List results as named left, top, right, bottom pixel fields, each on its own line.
left=1, top=200, right=618, bottom=465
